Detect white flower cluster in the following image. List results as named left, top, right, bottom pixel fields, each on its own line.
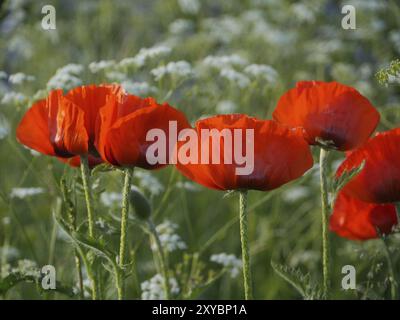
left=178, top=0, right=200, bottom=14
left=175, top=181, right=200, bottom=192
left=291, top=3, right=316, bottom=23
left=8, top=72, right=35, bottom=85
left=10, top=187, right=44, bottom=199
left=47, top=63, right=84, bottom=90
left=210, top=253, right=242, bottom=278
left=120, top=45, right=172, bottom=69
left=1, top=91, right=26, bottom=105
left=121, top=80, right=157, bottom=96
left=151, top=61, right=193, bottom=81
left=153, top=220, right=187, bottom=253
left=202, top=54, right=248, bottom=70
left=100, top=192, right=122, bottom=207
left=88, top=60, right=115, bottom=73
left=134, top=170, right=164, bottom=196
left=0, top=114, right=10, bottom=139
left=141, top=274, right=180, bottom=300
left=282, top=186, right=310, bottom=203
left=215, top=100, right=237, bottom=114
left=1, top=259, right=41, bottom=278
left=169, top=19, right=194, bottom=35
left=0, top=246, right=19, bottom=260
left=219, top=68, right=250, bottom=89
left=244, top=64, right=278, bottom=83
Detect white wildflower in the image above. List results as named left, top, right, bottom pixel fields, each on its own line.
left=0, top=246, right=20, bottom=260
left=88, top=60, right=115, bottom=73
left=12, top=259, right=40, bottom=278
left=122, top=46, right=172, bottom=68
left=0, top=114, right=10, bottom=139
left=58, top=63, right=84, bottom=75
left=134, top=170, right=164, bottom=196
left=152, top=220, right=187, bottom=253
left=0, top=71, right=7, bottom=79
left=220, top=68, right=250, bottom=88
left=202, top=54, right=248, bottom=70
left=215, top=100, right=237, bottom=114
left=210, top=253, right=242, bottom=278
left=8, top=72, right=35, bottom=85
left=244, top=64, right=278, bottom=83
left=47, top=64, right=84, bottom=91
left=178, top=0, right=200, bottom=14
left=141, top=274, right=180, bottom=300
left=282, top=186, right=310, bottom=203
left=175, top=181, right=200, bottom=192
left=100, top=192, right=122, bottom=207
left=169, top=19, right=194, bottom=34
left=1, top=91, right=26, bottom=105
left=105, top=71, right=127, bottom=82
left=121, top=81, right=157, bottom=96
left=10, top=187, right=44, bottom=199
left=291, top=3, right=315, bottom=23
left=151, top=61, right=193, bottom=81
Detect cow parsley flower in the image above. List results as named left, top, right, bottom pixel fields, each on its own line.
left=1, top=91, right=26, bottom=105
left=0, top=114, right=10, bottom=139
left=141, top=274, right=180, bottom=299
left=47, top=64, right=84, bottom=90
left=215, top=100, right=237, bottom=114
left=122, top=46, right=172, bottom=68
left=178, top=0, right=200, bottom=14
left=210, top=253, right=242, bottom=278
left=10, top=187, right=44, bottom=199
left=202, top=54, right=248, bottom=70
left=134, top=170, right=164, bottom=196
left=100, top=192, right=122, bottom=207
left=152, top=220, right=187, bottom=252
left=88, top=60, right=115, bottom=73
left=121, top=81, right=157, bottom=96
left=151, top=61, right=193, bottom=81
left=8, top=72, right=35, bottom=85
left=220, top=68, right=250, bottom=88
left=169, top=19, right=194, bottom=34
left=244, top=64, right=278, bottom=83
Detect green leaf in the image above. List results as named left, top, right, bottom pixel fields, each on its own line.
left=271, top=261, right=308, bottom=298
left=332, top=160, right=365, bottom=197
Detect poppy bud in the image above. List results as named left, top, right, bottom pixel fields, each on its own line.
left=129, top=186, right=151, bottom=220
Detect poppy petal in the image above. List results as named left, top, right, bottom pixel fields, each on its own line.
left=330, top=192, right=398, bottom=241
left=16, top=99, right=56, bottom=156
left=273, top=81, right=380, bottom=151
left=337, top=128, right=400, bottom=203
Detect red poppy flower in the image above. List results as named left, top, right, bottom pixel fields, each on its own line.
left=95, top=94, right=190, bottom=169
left=175, top=114, right=313, bottom=191
left=330, top=192, right=398, bottom=241
left=16, top=84, right=124, bottom=160
left=272, top=81, right=380, bottom=151
left=336, top=128, right=400, bottom=203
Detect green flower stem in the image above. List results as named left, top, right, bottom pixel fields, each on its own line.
left=79, top=155, right=98, bottom=299
left=80, top=155, right=95, bottom=238
left=319, top=148, right=331, bottom=299
left=239, top=190, right=253, bottom=300
left=117, top=167, right=134, bottom=299
left=382, top=237, right=398, bottom=300
left=148, top=219, right=171, bottom=300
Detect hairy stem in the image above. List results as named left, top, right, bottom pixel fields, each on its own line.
left=117, top=167, right=134, bottom=299
left=319, top=148, right=331, bottom=299
left=79, top=155, right=97, bottom=299
left=79, top=155, right=95, bottom=238
left=239, top=190, right=253, bottom=300
left=148, top=219, right=171, bottom=300
left=382, top=237, right=398, bottom=300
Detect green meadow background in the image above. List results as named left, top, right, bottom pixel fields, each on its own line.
left=0, top=0, right=400, bottom=299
